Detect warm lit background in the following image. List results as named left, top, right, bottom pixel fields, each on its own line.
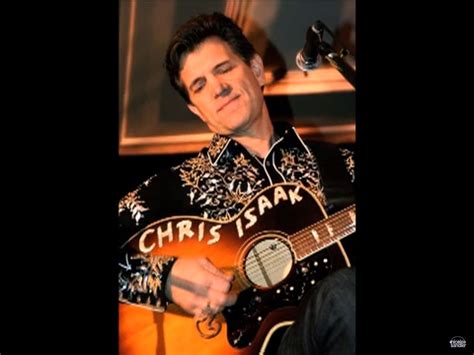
left=119, top=0, right=355, bottom=159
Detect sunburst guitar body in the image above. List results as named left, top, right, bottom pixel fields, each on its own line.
left=119, top=182, right=355, bottom=355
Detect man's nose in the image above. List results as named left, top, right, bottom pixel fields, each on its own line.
left=216, top=85, right=231, bottom=98
left=211, top=78, right=231, bottom=99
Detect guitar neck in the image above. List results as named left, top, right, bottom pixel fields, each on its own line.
left=289, top=205, right=356, bottom=261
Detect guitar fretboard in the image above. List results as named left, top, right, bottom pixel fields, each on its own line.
left=290, top=205, right=356, bottom=261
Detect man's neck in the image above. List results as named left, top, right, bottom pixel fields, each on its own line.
left=234, top=133, right=275, bottom=158
left=232, top=115, right=275, bottom=158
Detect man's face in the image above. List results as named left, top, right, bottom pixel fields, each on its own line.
left=179, top=37, right=265, bottom=137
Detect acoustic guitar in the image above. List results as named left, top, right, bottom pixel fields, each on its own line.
left=119, top=182, right=355, bottom=355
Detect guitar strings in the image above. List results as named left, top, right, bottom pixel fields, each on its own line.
left=290, top=212, right=354, bottom=255
left=242, top=210, right=355, bottom=273
left=243, top=219, right=353, bottom=269
left=247, top=211, right=352, bottom=265
left=242, top=237, right=355, bottom=287
left=243, top=225, right=354, bottom=276
left=234, top=206, right=356, bottom=288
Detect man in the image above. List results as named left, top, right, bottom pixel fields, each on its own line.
left=119, top=12, right=355, bottom=355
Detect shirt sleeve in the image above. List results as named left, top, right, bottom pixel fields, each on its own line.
left=339, top=147, right=355, bottom=183
left=118, top=251, right=176, bottom=312
left=118, top=175, right=177, bottom=312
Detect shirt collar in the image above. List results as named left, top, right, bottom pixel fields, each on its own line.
left=206, top=121, right=301, bottom=165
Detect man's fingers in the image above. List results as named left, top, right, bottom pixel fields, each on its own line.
left=200, top=258, right=234, bottom=281
left=208, top=289, right=238, bottom=308
left=223, top=291, right=238, bottom=307
left=208, top=275, right=232, bottom=293
left=168, top=257, right=237, bottom=317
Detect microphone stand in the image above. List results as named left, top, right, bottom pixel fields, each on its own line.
left=308, top=20, right=356, bottom=89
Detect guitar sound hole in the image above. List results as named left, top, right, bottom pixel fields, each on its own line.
left=244, top=237, right=293, bottom=288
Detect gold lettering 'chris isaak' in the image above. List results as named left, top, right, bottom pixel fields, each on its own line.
left=138, top=185, right=303, bottom=253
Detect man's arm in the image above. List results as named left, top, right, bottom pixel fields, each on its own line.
left=118, top=251, right=176, bottom=311
left=118, top=246, right=237, bottom=315
left=118, top=184, right=177, bottom=312
left=118, top=175, right=236, bottom=315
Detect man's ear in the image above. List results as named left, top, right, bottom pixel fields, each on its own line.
left=187, top=104, right=206, bottom=122
left=250, top=54, right=265, bottom=86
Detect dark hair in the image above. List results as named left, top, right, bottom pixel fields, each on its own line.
left=164, top=12, right=257, bottom=103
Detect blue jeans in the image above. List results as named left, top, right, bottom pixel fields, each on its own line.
left=277, top=267, right=356, bottom=355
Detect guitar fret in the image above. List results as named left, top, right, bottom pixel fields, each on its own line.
left=290, top=206, right=356, bottom=260
left=311, top=229, right=320, bottom=243
left=297, top=226, right=355, bottom=259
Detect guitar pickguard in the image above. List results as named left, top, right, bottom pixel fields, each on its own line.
left=224, top=245, right=342, bottom=348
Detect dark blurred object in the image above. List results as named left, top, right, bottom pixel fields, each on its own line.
left=333, top=21, right=356, bottom=56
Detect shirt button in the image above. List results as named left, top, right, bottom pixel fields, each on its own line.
left=265, top=161, right=271, bottom=167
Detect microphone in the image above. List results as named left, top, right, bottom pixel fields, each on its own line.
left=295, top=23, right=324, bottom=71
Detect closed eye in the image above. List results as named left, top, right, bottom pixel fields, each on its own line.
left=214, top=62, right=235, bottom=75
left=189, top=61, right=235, bottom=94
left=191, top=78, right=205, bottom=93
